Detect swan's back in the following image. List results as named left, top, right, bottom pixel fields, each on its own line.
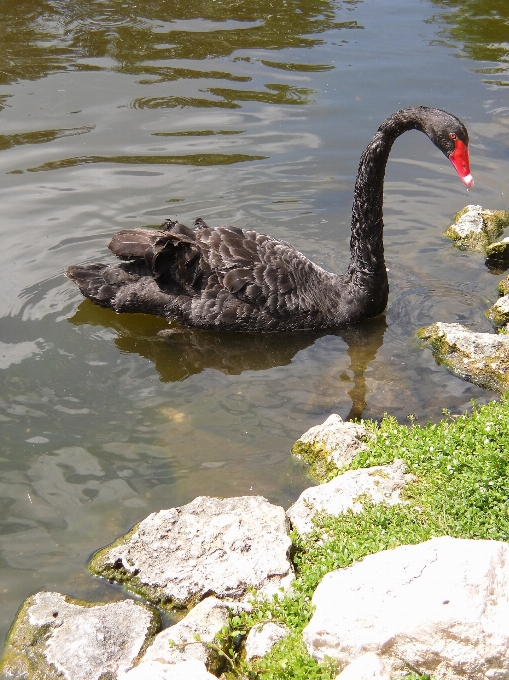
left=67, top=219, right=342, bottom=332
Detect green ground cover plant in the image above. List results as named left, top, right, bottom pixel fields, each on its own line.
left=216, top=397, right=509, bottom=680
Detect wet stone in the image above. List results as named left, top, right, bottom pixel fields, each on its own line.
left=89, top=495, right=294, bottom=609
left=419, top=322, right=509, bottom=393
left=486, top=294, right=509, bottom=328
left=0, top=591, right=159, bottom=680
left=444, top=204, right=509, bottom=251
left=291, top=413, right=371, bottom=482
left=486, top=237, right=509, bottom=262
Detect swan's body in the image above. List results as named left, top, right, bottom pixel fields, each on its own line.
left=66, top=107, right=473, bottom=332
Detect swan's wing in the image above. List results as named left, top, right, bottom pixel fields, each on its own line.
left=76, top=220, right=335, bottom=330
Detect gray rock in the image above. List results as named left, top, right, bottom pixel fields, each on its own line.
left=304, top=537, right=509, bottom=679
left=444, top=204, right=509, bottom=251
left=90, top=496, right=294, bottom=609
left=287, top=459, right=414, bottom=536
left=121, top=659, right=218, bottom=679
left=291, top=414, right=371, bottom=481
left=418, top=321, right=509, bottom=393
left=0, top=591, right=159, bottom=680
left=486, top=294, right=509, bottom=327
left=244, top=622, right=289, bottom=660
left=138, top=596, right=231, bottom=674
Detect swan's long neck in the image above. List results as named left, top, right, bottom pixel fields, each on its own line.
left=346, top=109, right=426, bottom=310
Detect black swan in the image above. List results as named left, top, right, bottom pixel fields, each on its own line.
left=66, top=106, right=473, bottom=332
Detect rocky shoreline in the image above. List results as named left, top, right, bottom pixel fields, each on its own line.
left=3, top=414, right=509, bottom=680
left=4, top=204, right=509, bottom=679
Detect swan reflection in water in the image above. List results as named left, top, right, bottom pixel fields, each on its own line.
left=69, top=301, right=386, bottom=420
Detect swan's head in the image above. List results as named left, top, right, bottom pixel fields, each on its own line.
left=421, top=108, right=474, bottom=190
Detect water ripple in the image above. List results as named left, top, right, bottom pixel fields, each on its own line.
left=25, top=153, right=268, bottom=172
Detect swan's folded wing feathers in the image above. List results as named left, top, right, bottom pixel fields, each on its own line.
left=108, top=228, right=159, bottom=260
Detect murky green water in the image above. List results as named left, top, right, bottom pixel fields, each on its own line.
left=1, top=0, right=508, bottom=651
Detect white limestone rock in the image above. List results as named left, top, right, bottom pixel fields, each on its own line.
left=304, top=536, right=509, bottom=679
left=121, top=659, right=218, bottom=679
left=292, top=414, right=371, bottom=480
left=90, top=495, right=294, bottom=607
left=335, top=652, right=390, bottom=679
left=287, top=459, right=413, bottom=536
left=244, top=622, right=289, bottom=660
left=138, top=596, right=230, bottom=673
left=0, top=591, right=158, bottom=680
left=419, top=321, right=509, bottom=393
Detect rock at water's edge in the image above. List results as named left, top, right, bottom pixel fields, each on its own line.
left=419, top=321, right=509, bottom=393
left=304, top=536, right=509, bottom=679
left=291, top=414, right=371, bottom=481
left=0, top=591, right=159, bottom=680
left=287, top=459, right=414, bottom=536
left=486, top=294, right=509, bottom=327
left=444, top=204, right=509, bottom=251
left=90, top=495, right=294, bottom=609
left=486, top=236, right=509, bottom=262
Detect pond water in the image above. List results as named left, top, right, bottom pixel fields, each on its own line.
left=1, top=0, right=508, bottom=652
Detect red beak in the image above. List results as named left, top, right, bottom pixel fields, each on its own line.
left=449, top=138, right=474, bottom=190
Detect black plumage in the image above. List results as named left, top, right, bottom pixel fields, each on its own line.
left=66, top=107, right=472, bottom=332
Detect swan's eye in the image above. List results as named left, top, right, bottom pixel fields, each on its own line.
left=449, top=133, right=457, bottom=140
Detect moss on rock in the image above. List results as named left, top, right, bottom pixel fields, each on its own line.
left=419, top=322, right=509, bottom=393
left=89, top=523, right=188, bottom=611
left=0, top=592, right=160, bottom=680
left=486, top=295, right=509, bottom=328
left=444, top=205, right=509, bottom=251
left=486, top=237, right=509, bottom=262
left=498, top=275, right=509, bottom=296
left=291, top=440, right=340, bottom=483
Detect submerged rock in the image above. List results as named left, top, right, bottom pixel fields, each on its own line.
left=304, top=536, right=509, bottom=679
left=90, top=495, right=293, bottom=609
left=486, top=294, right=509, bottom=327
left=444, top=204, right=509, bottom=251
left=291, top=414, right=371, bottom=481
left=244, top=622, right=289, bottom=661
left=0, top=591, right=159, bottom=680
left=287, top=459, right=414, bottom=536
left=419, top=322, right=509, bottom=393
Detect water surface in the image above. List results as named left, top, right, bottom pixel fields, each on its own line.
left=1, top=0, right=509, bottom=651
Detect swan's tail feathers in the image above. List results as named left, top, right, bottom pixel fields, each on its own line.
left=66, top=262, right=174, bottom=316
left=108, top=228, right=156, bottom=260
left=109, top=223, right=198, bottom=262
left=65, top=263, right=129, bottom=309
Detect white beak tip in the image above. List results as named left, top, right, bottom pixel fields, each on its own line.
left=462, top=174, right=474, bottom=190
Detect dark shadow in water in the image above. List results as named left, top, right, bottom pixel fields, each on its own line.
left=69, top=301, right=387, bottom=420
